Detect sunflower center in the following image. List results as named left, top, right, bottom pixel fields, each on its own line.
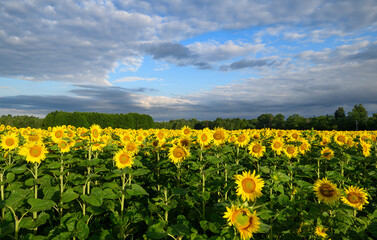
left=252, top=145, right=261, bottom=153
left=29, top=135, right=39, bottom=142
left=180, top=139, right=190, bottom=147
left=5, top=138, right=15, bottom=146
left=119, top=153, right=130, bottom=164
left=287, top=147, right=295, bottom=155
left=55, top=131, right=62, bottom=138
left=234, top=211, right=252, bottom=229
left=213, top=132, right=223, bottom=140
left=29, top=146, right=42, bottom=158
left=152, top=140, right=159, bottom=147
left=92, top=129, right=99, bottom=138
left=323, top=150, right=331, bottom=158
left=319, top=184, right=335, bottom=197
left=173, top=147, right=185, bottom=158
left=242, top=178, right=256, bottom=193
left=337, top=135, right=345, bottom=142
left=59, top=141, right=68, bottom=149
left=238, top=135, right=246, bottom=142
left=292, top=133, right=298, bottom=139
left=347, top=193, right=361, bottom=204
left=201, top=134, right=208, bottom=142
left=184, top=129, right=190, bottom=135
left=127, top=143, right=136, bottom=152
left=273, top=142, right=281, bottom=149
left=157, top=132, right=164, bottom=140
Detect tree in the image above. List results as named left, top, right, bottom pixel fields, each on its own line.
left=348, top=104, right=368, bottom=130
left=256, top=114, right=274, bottom=129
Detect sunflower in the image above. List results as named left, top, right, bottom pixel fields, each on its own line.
left=181, top=125, right=192, bottom=136
left=320, top=136, right=330, bottom=146
left=248, top=142, right=265, bottom=159
left=270, top=138, right=284, bottom=155
left=313, top=178, right=340, bottom=204
left=223, top=205, right=260, bottom=240
left=235, top=170, right=264, bottom=202
left=58, top=140, right=71, bottom=153
left=314, top=226, right=328, bottom=238
left=178, top=136, right=192, bottom=148
left=341, top=186, right=369, bottom=210
left=321, top=147, right=334, bottom=160
left=1, top=132, right=19, bottom=150
left=197, top=129, right=213, bottom=147
left=212, top=127, right=227, bottom=146
left=113, top=149, right=134, bottom=169
left=125, top=141, right=139, bottom=155
left=284, top=145, right=298, bottom=159
left=298, top=139, right=311, bottom=154
left=334, top=132, right=346, bottom=146
left=235, top=133, right=250, bottom=148
left=169, top=144, right=190, bottom=164
left=360, top=142, right=371, bottom=157
left=51, top=126, right=66, bottom=143
left=19, top=142, right=48, bottom=164
left=289, top=130, right=300, bottom=141
left=120, top=131, right=133, bottom=143
left=90, top=124, right=102, bottom=142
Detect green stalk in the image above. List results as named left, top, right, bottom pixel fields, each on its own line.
left=33, top=163, right=38, bottom=221
left=164, top=187, right=168, bottom=223
left=317, top=158, right=320, bottom=179
left=59, top=154, right=64, bottom=220
left=1, top=171, right=4, bottom=220
left=202, top=169, right=206, bottom=219
left=121, top=173, right=126, bottom=214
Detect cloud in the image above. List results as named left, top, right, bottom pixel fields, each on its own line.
left=113, top=76, right=160, bottom=83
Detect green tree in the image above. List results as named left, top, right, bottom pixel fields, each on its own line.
left=348, top=104, right=368, bottom=130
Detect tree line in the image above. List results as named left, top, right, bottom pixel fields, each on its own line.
left=0, top=104, right=375, bottom=130
left=155, top=104, right=377, bottom=130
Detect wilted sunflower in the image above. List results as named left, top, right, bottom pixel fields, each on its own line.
left=169, top=144, right=190, bottom=164
left=223, top=205, right=260, bottom=240
left=19, top=142, right=48, bottom=164
left=235, top=170, right=264, bottom=202
left=313, top=178, right=340, bottom=204
left=1, top=132, right=19, bottom=150
left=321, top=147, right=334, bottom=160
left=341, top=186, right=369, bottom=210
left=314, top=226, right=328, bottom=238
left=113, top=149, right=134, bottom=169
left=248, top=142, right=265, bottom=158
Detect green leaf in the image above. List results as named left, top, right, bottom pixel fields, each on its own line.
left=146, top=221, right=167, bottom=239
left=76, top=219, right=90, bottom=240
left=28, top=198, right=56, bottom=212
left=202, top=191, right=210, bottom=201
left=200, top=220, right=208, bottom=230
left=61, top=188, right=79, bottom=203
left=5, top=172, right=15, bottom=182
left=260, top=166, right=270, bottom=174
left=80, top=194, right=103, bottom=207
left=10, top=164, right=27, bottom=174
left=277, top=172, right=290, bottom=182
left=278, top=194, right=289, bottom=206
left=172, top=188, right=190, bottom=195
left=132, top=168, right=151, bottom=176
left=126, top=184, right=149, bottom=196
left=367, top=221, right=377, bottom=238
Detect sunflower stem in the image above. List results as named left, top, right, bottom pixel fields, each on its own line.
left=59, top=154, right=64, bottom=221
left=317, top=158, right=320, bottom=179
left=157, top=152, right=161, bottom=191
left=121, top=173, right=126, bottom=214
left=164, top=187, right=168, bottom=223
left=0, top=171, right=4, bottom=221
left=33, top=162, right=39, bottom=233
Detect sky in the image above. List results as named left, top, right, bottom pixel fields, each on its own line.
left=1, top=0, right=377, bottom=122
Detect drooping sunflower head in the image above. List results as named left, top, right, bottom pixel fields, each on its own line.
left=168, top=144, right=190, bottom=164
left=321, top=147, right=334, bottom=160
left=1, top=132, right=19, bottom=150
left=341, top=185, right=369, bottom=210
left=313, top=178, right=340, bottom=204
left=248, top=142, right=266, bottom=159
left=113, top=149, right=134, bottom=169
left=235, top=170, right=264, bottom=202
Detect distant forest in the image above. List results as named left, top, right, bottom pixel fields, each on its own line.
left=0, top=104, right=376, bottom=130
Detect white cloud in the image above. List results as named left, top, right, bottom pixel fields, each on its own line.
left=113, top=76, right=160, bottom=83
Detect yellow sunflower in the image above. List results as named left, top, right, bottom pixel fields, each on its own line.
left=270, top=138, right=284, bottom=155
left=223, top=205, right=260, bottom=240
left=58, top=140, right=71, bottom=153
left=360, top=142, right=371, bottom=157
left=125, top=141, right=139, bottom=155
left=197, top=129, right=213, bottom=147
left=181, top=125, right=192, bottom=136
left=19, top=142, right=48, bottom=164
left=51, top=126, right=66, bottom=143
left=341, top=186, right=369, bottom=210
left=113, top=149, right=134, bottom=169
left=321, top=147, right=334, bottom=160
left=248, top=142, right=265, bottom=159
left=235, top=170, right=264, bottom=202
left=320, top=136, right=330, bottom=146
left=313, top=178, right=340, bottom=204
left=284, top=145, right=298, bottom=159
left=178, top=136, right=192, bottom=148
left=334, top=132, right=346, bottom=146
left=169, top=144, right=190, bottom=164
left=90, top=124, right=102, bottom=142
left=298, top=139, right=311, bottom=154
left=235, top=133, right=250, bottom=148
left=212, top=127, right=227, bottom=146
left=1, top=132, right=19, bottom=150
left=314, top=226, right=328, bottom=238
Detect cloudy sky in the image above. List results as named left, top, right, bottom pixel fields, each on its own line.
left=1, top=0, right=377, bottom=121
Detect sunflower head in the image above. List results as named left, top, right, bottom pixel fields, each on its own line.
left=314, top=226, right=328, bottom=238
left=341, top=186, right=369, bottom=210
left=19, top=142, right=48, bottom=164
left=90, top=124, right=102, bottom=141
left=235, top=133, right=250, bottom=147
left=212, top=127, right=227, bottom=146
left=168, top=144, right=190, bottom=164
left=284, top=145, right=298, bottom=159
left=1, top=132, right=19, bottom=150
left=224, top=205, right=260, bottom=240
left=313, top=178, right=340, bottom=204
left=321, top=147, right=334, bottom=160
left=235, top=170, right=264, bottom=202
left=51, top=126, right=66, bottom=143
left=114, top=149, right=134, bottom=169
left=248, top=142, right=266, bottom=158
left=270, top=138, right=284, bottom=155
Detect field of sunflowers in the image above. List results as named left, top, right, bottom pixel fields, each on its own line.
left=0, top=124, right=376, bottom=239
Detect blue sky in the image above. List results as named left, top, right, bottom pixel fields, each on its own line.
left=1, top=0, right=377, bottom=121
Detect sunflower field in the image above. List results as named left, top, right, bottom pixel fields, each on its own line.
left=0, top=124, right=376, bottom=240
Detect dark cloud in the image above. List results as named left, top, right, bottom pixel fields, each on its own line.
left=143, top=42, right=194, bottom=60
left=219, top=58, right=278, bottom=71
left=348, top=42, right=377, bottom=61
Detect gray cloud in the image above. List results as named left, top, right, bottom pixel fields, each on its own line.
left=219, top=58, right=279, bottom=71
